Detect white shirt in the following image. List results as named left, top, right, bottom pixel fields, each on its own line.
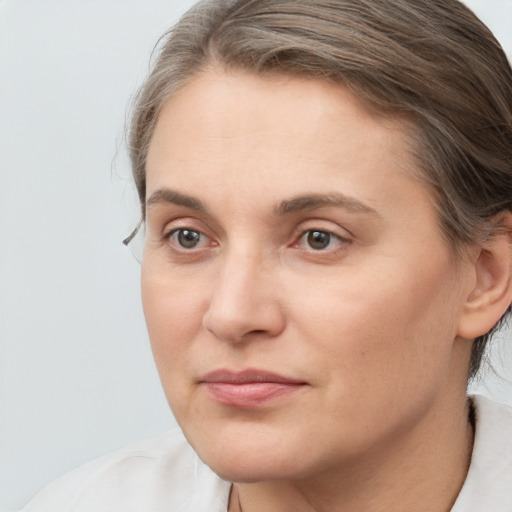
left=22, top=395, right=512, bottom=511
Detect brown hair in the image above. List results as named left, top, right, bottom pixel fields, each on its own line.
left=128, top=0, right=512, bottom=378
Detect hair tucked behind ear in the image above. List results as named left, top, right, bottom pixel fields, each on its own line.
left=128, top=0, right=512, bottom=379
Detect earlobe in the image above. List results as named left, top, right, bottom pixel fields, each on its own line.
left=457, top=214, right=512, bottom=340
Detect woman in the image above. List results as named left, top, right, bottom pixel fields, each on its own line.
left=24, top=0, right=512, bottom=511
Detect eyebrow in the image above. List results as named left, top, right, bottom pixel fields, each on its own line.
left=274, top=193, right=380, bottom=217
left=146, top=189, right=209, bottom=214
left=146, top=188, right=380, bottom=218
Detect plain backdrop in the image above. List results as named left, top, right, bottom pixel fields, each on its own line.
left=1, top=1, right=512, bottom=510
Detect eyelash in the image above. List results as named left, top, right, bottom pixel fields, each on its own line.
left=164, top=227, right=350, bottom=254
left=164, top=228, right=214, bottom=251
left=294, top=229, right=350, bottom=252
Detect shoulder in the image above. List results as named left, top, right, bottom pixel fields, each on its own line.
left=452, top=395, right=512, bottom=511
left=22, top=429, right=231, bottom=512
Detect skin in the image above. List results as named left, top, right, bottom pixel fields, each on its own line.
left=141, top=69, right=480, bottom=512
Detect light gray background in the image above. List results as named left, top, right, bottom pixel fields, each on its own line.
left=1, top=1, right=511, bottom=510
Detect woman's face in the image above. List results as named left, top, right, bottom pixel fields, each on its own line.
left=142, top=70, right=475, bottom=482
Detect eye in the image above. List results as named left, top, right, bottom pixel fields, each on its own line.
left=297, top=229, right=348, bottom=251
left=305, top=230, right=332, bottom=250
left=167, top=228, right=206, bottom=249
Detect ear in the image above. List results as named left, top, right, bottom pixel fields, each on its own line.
left=457, top=213, right=512, bottom=340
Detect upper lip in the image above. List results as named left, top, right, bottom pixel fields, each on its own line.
left=200, top=369, right=306, bottom=385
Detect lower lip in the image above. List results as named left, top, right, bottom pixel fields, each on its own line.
left=204, top=382, right=305, bottom=407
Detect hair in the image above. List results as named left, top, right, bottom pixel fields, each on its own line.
left=128, top=0, right=512, bottom=379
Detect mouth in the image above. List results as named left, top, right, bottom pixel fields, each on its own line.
left=200, top=369, right=308, bottom=408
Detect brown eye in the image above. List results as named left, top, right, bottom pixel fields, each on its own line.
left=306, top=230, right=332, bottom=250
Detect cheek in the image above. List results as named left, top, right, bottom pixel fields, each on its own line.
left=141, top=267, right=206, bottom=375
left=288, top=259, right=462, bottom=389
left=283, top=268, right=463, bottom=448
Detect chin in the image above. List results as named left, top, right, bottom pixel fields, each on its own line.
left=187, top=428, right=320, bottom=483
left=204, top=453, right=304, bottom=484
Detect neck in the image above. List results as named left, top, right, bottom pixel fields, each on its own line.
left=229, top=394, right=474, bottom=512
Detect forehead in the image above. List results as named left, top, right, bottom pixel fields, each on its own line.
left=145, top=69, right=426, bottom=220
left=149, top=70, right=408, bottom=150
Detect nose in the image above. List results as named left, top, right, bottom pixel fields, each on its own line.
left=202, top=250, right=286, bottom=344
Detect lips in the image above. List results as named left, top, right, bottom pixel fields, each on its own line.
left=200, top=369, right=307, bottom=407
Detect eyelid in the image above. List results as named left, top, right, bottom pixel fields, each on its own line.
left=293, top=219, right=353, bottom=240
left=164, top=227, right=214, bottom=248
left=297, top=229, right=348, bottom=246
left=147, top=206, right=224, bottom=240
left=160, top=216, right=211, bottom=239
left=290, top=222, right=353, bottom=256
left=159, top=215, right=219, bottom=253
left=163, top=226, right=200, bottom=238
left=165, top=227, right=204, bottom=241
left=299, top=227, right=351, bottom=240
left=157, top=216, right=352, bottom=254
